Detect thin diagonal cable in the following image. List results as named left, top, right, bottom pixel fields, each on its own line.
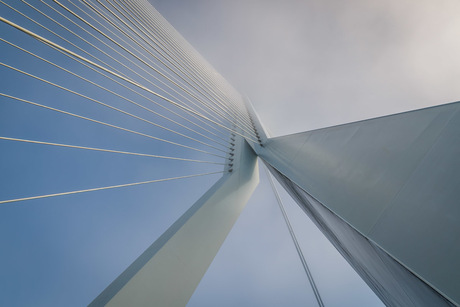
left=11, top=0, right=232, bottom=131
left=138, top=1, right=224, bottom=94
left=37, top=0, right=232, bottom=137
left=0, top=60, right=229, bottom=153
left=49, top=4, right=253, bottom=140
left=115, top=4, right=256, bottom=136
left=82, top=0, right=256, bottom=133
left=264, top=164, right=325, bottom=307
left=0, top=62, right=229, bottom=154
left=138, top=2, right=241, bottom=102
left=0, top=37, right=230, bottom=149
left=76, top=0, right=234, bottom=127
left=19, top=14, right=229, bottom=142
left=0, top=8, right=252, bottom=138
left=69, top=0, right=196, bottom=96
left=0, top=137, right=224, bottom=165
left=0, top=1, right=130, bottom=80
left=91, top=0, right=230, bottom=108
left=108, top=0, right=255, bottom=131
left=0, top=93, right=226, bottom=159
left=130, top=0, right=254, bottom=130
left=32, top=0, right=236, bottom=130
left=46, top=43, right=231, bottom=143
left=1, top=11, right=243, bottom=138
left=0, top=171, right=225, bottom=205
left=129, top=0, right=254, bottom=129
left=138, top=0, right=244, bottom=106
left=0, top=16, right=259, bottom=143
left=124, top=0, right=248, bottom=118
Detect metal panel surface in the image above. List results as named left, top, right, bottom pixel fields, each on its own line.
left=255, top=101, right=460, bottom=305
left=266, top=163, right=454, bottom=307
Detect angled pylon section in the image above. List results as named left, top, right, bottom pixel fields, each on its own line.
left=90, top=137, right=259, bottom=307
left=255, top=101, right=460, bottom=306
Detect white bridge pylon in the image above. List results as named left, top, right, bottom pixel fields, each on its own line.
left=90, top=137, right=259, bottom=307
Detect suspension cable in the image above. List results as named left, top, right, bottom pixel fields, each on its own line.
left=0, top=16, right=259, bottom=143
left=0, top=93, right=227, bottom=159
left=264, top=164, right=325, bottom=307
left=71, top=0, right=242, bottom=128
left=30, top=0, right=239, bottom=129
left=0, top=136, right=225, bottom=165
left=0, top=37, right=230, bottom=148
left=105, top=0, right=256, bottom=132
left=0, top=62, right=229, bottom=153
left=125, top=0, right=255, bottom=129
left=10, top=0, right=234, bottom=130
left=0, top=171, right=225, bottom=205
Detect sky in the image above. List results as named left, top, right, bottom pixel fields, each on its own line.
left=0, top=1, right=225, bottom=305
left=151, top=0, right=460, bottom=136
left=149, top=0, right=460, bottom=306
left=0, top=0, right=459, bottom=306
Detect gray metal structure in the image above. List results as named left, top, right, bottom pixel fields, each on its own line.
left=93, top=98, right=460, bottom=306
left=254, top=102, right=460, bottom=306
left=1, top=0, right=459, bottom=306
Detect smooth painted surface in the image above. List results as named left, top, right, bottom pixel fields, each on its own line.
left=90, top=137, right=259, bottom=307
left=256, top=102, right=460, bottom=305
left=266, top=163, right=453, bottom=307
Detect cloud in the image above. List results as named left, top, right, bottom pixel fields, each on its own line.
left=151, top=0, right=460, bottom=136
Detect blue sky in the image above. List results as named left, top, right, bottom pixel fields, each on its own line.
left=0, top=1, right=226, bottom=305
left=1, top=0, right=459, bottom=306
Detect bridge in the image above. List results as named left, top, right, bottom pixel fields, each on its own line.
left=0, top=1, right=459, bottom=306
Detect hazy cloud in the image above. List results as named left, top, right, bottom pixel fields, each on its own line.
left=151, top=0, right=460, bottom=136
